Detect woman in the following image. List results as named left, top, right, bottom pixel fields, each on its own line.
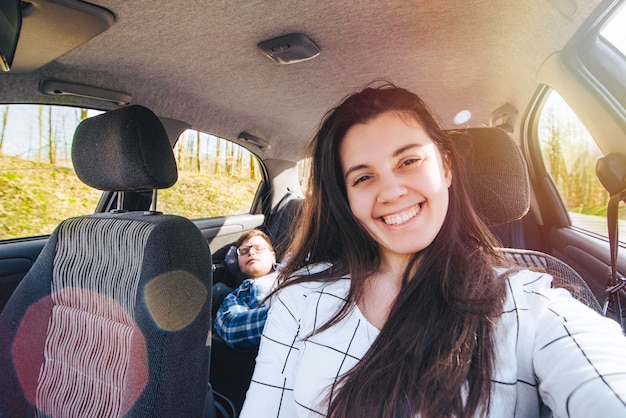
left=241, top=83, right=626, bottom=417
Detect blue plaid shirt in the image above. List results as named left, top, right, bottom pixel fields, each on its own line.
left=214, top=273, right=276, bottom=350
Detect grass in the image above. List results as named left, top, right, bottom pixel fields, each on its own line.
left=0, top=154, right=260, bottom=240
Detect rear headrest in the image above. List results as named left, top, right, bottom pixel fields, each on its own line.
left=449, top=127, right=530, bottom=226
left=72, top=105, right=177, bottom=191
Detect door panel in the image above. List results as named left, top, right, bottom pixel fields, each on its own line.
left=0, top=237, right=47, bottom=313
left=548, top=226, right=626, bottom=311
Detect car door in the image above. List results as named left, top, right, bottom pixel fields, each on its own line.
left=522, top=2, right=626, bottom=317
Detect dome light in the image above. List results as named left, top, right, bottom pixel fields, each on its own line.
left=453, top=110, right=472, bottom=125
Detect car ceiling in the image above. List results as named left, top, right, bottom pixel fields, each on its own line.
left=0, top=0, right=604, bottom=162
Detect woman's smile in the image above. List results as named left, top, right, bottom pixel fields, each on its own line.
left=380, top=202, right=423, bottom=226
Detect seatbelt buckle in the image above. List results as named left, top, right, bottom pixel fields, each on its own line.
left=605, top=270, right=626, bottom=294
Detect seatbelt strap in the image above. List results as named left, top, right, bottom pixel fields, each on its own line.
left=603, top=190, right=626, bottom=331
left=509, top=219, right=525, bottom=249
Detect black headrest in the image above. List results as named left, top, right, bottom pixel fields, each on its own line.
left=449, top=127, right=530, bottom=226
left=72, top=105, right=177, bottom=191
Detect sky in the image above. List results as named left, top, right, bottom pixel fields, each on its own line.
left=0, top=104, right=253, bottom=168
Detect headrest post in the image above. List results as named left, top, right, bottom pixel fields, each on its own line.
left=118, top=191, right=124, bottom=211
left=110, top=191, right=127, bottom=213
left=144, top=189, right=163, bottom=215
left=151, top=189, right=158, bottom=212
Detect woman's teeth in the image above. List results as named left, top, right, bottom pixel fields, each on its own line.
left=382, top=204, right=421, bottom=225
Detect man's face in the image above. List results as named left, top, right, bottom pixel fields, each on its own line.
left=237, top=235, right=276, bottom=278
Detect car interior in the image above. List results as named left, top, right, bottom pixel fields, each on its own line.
left=1, top=0, right=626, bottom=417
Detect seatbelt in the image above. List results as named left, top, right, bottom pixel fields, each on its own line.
left=596, top=153, right=626, bottom=330
left=604, top=191, right=625, bottom=330
left=509, top=219, right=525, bottom=249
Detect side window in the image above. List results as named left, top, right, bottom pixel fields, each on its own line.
left=297, top=157, right=311, bottom=194
left=0, top=104, right=102, bottom=241
left=159, top=129, right=263, bottom=219
left=600, top=3, right=626, bottom=56
left=537, top=90, right=617, bottom=239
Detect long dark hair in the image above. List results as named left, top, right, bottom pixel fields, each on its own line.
left=277, top=82, right=507, bottom=418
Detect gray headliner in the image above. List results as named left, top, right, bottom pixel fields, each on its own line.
left=0, top=0, right=604, bottom=162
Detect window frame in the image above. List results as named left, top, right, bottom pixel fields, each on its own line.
left=562, top=0, right=626, bottom=131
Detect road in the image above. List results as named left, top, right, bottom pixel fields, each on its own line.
left=568, top=212, right=626, bottom=239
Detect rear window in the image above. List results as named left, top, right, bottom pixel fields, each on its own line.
left=158, top=129, right=264, bottom=219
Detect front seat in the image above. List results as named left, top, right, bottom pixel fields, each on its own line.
left=0, top=105, right=213, bottom=417
left=450, top=127, right=602, bottom=313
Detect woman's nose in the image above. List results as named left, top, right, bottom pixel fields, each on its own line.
left=376, top=174, right=408, bottom=203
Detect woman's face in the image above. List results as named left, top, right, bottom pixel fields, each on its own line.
left=237, top=235, right=276, bottom=278
left=340, top=112, right=452, bottom=266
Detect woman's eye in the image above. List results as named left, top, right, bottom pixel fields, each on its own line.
left=400, top=157, right=422, bottom=168
left=352, top=175, right=371, bottom=186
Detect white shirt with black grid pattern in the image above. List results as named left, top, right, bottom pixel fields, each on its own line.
left=241, top=266, right=626, bottom=417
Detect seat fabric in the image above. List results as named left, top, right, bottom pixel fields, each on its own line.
left=500, top=247, right=603, bottom=313
left=0, top=105, right=213, bottom=417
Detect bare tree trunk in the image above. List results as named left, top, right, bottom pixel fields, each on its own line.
left=48, top=107, right=55, bottom=164
left=0, top=106, right=8, bottom=154
left=58, top=110, right=68, bottom=164
left=196, top=131, right=201, bottom=172
left=249, top=153, right=256, bottom=180
left=39, top=105, right=44, bottom=162
left=237, top=147, right=244, bottom=176
left=226, top=141, right=234, bottom=175
left=214, top=137, right=221, bottom=175
left=177, top=132, right=185, bottom=171
left=186, top=135, right=193, bottom=171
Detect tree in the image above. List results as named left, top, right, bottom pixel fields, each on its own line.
left=176, top=131, right=185, bottom=171
left=214, top=137, right=221, bottom=175
left=196, top=131, right=201, bottom=172
left=38, top=105, right=44, bottom=162
left=48, top=106, right=55, bottom=164
left=0, top=106, right=8, bottom=154
left=540, top=93, right=608, bottom=212
left=225, top=141, right=235, bottom=175
left=236, top=146, right=244, bottom=176
left=249, top=153, right=257, bottom=180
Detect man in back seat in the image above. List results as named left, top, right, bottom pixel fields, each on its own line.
left=214, top=230, right=278, bottom=350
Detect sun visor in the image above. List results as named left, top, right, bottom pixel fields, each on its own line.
left=10, top=0, right=114, bottom=73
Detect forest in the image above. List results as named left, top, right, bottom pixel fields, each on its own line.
left=538, top=92, right=609, bottom=217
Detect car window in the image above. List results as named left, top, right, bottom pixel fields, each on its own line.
left=297, top=157, right=311, bottom=193
left=158, top=129, right=263, bottom=219
left=600, top=3, right=626, bottom=56
left=536, top=90, right=625, bottom=240
left=0, top=104, right=103, bottom=240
